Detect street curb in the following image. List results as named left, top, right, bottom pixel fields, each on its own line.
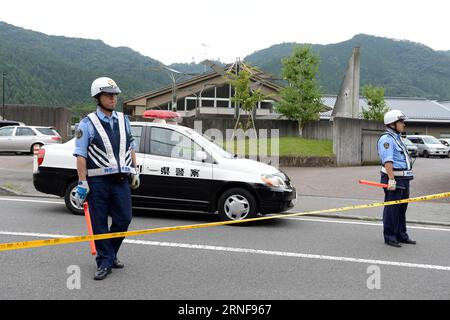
left=0, top=186, right=20, bottom=196
left=0, top=186, right=59, bottom=199
left=306, top=213, right=450, bottom=228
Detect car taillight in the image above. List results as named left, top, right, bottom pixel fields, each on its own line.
left=37, top=148, right=45, bottom=166
left=51, top=136, right=61, bottom=141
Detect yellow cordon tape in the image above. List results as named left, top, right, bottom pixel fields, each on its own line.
left=1, top=192, right=450, bottom=253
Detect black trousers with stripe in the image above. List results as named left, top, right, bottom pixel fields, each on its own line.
left=87, top=175, right=132, bottom=269
left=380, top=174, right=411, bottom=243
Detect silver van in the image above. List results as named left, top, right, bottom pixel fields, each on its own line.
left=406, top=135, right=449, bottom=158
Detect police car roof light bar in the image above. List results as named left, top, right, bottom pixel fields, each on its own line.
left=143, top=110, right=182, bottom=125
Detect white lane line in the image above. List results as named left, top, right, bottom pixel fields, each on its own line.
left=1, top=231, right=449, bottom=272
left=0, top=231, right=71, bottom=238
left=282, top=216, right=450, bottom=232
left=0, top=197, right=64, bottom=205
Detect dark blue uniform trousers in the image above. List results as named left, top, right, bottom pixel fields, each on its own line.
left=87, top=175, right=132, bottom=269
left=380, top=174, right=411, bottom=243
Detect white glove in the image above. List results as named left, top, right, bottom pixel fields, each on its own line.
left=130, top=173, right=140, bottom=190
left=387, top=179, right=397, bottom=191
left=75, top=180, right=89, bottom=207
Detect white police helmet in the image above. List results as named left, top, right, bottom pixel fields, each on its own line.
left=91, top=77, right=121, bottom=98
left=384, top=110, right=407, bottom=125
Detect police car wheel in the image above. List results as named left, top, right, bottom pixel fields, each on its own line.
left=64, top=180, right=84, bottom=215
left=218, top=188, right=257, bottom=222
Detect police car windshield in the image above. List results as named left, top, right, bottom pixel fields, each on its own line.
left=423, top=137, right=441, bottom=144
left=189, top=130, right=234, bottom=159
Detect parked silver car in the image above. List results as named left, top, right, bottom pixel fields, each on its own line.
left=401, top=137, right=418, bottom=157
left=0, top=126, right=62, bottom=154
left=407, top=135, right=449, bottom=158
left=438, top=138, right=450, bottom=158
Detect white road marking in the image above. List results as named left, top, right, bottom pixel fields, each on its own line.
left=0, top=231, right=71, bottom=238
left=1, top=231, right=450, bottom=271
left=0, top=197, right=63, bottom=205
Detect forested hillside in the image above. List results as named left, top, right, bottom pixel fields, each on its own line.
left=2, top=21, right=450, bottom=107
left=0, top=21, right=169, bottom=106
left=244, top=34, right=450, bottom=100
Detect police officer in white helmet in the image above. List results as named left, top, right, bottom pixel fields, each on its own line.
left=377, top=110, right=416, bottom=248
left=73, top=77, right=140, bottom=280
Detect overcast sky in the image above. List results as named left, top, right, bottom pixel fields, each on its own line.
left=1, top=0, right=449, bottom=64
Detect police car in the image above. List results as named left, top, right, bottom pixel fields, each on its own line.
left=33, top=111, right=297, bottom=221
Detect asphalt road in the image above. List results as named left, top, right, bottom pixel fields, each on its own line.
left=0, top=196, right=449, bottom=300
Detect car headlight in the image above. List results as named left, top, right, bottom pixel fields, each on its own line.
left=261, top=174, right=286, bottom=188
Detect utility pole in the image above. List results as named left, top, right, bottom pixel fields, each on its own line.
left=150, top=66, right=200, bottom=112
left=2, top=73, right=5, bottom=120
left=234, top=58, right=240, bottom=120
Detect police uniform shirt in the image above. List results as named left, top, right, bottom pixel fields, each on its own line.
left=377, top=128, right=410, bottom=170
left=73, top=108, right=136, bottom=159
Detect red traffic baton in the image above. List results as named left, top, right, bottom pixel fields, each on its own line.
left=83, top=202, right=97, bottom=256
left=359, top=180, right=406, bottom=190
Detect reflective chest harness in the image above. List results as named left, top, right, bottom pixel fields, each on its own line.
left=379, top=130, right=413, bottom=177
left=86, top=112, right=136, bottom=177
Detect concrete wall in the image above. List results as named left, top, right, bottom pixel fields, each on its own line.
left=303, top=120, right=333, bottom=140
left=333, top=117, right=385, bottom=166
left=2, top=104, right=72, bottom=140
left=182, top=116, right=300, bottom=138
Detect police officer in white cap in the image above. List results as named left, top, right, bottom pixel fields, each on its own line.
left=73, top=77, right=140, bottom=280
left=377, top=110, right=416, bottom=248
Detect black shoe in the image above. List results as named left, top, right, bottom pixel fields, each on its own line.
left=94, top=267, right=112, bottom=280
left=385, top=240, right=402, bottom=248
left=113, top=259, right=124, bottom=269
left=399, top=239, right=417, bottom=245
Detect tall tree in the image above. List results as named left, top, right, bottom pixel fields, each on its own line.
left=227, top=67, right=265, bottom=133
left=276, top=45, right=323, bottom=135
left=361, top=85, right=389, bottom=121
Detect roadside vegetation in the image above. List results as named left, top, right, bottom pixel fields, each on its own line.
left=224, top=137, right=334, bottom=157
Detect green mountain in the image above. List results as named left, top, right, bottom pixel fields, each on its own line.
left=2, top=21, right=450, bottom=106
left=0, top=21, right=169, bottom=107
left=244, top=34, right=450, bottom=100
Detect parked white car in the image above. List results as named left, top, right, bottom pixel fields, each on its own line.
left=401, top=137, right=418, bottom=158
left=406, top=135, right=449, bottom=158
left=0, top=126, right=62, bottom=154
left=438, top=138, right=450, bottom=158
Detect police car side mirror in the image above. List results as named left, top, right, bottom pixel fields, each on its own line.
left=195, top=150, right=208, bottom=162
